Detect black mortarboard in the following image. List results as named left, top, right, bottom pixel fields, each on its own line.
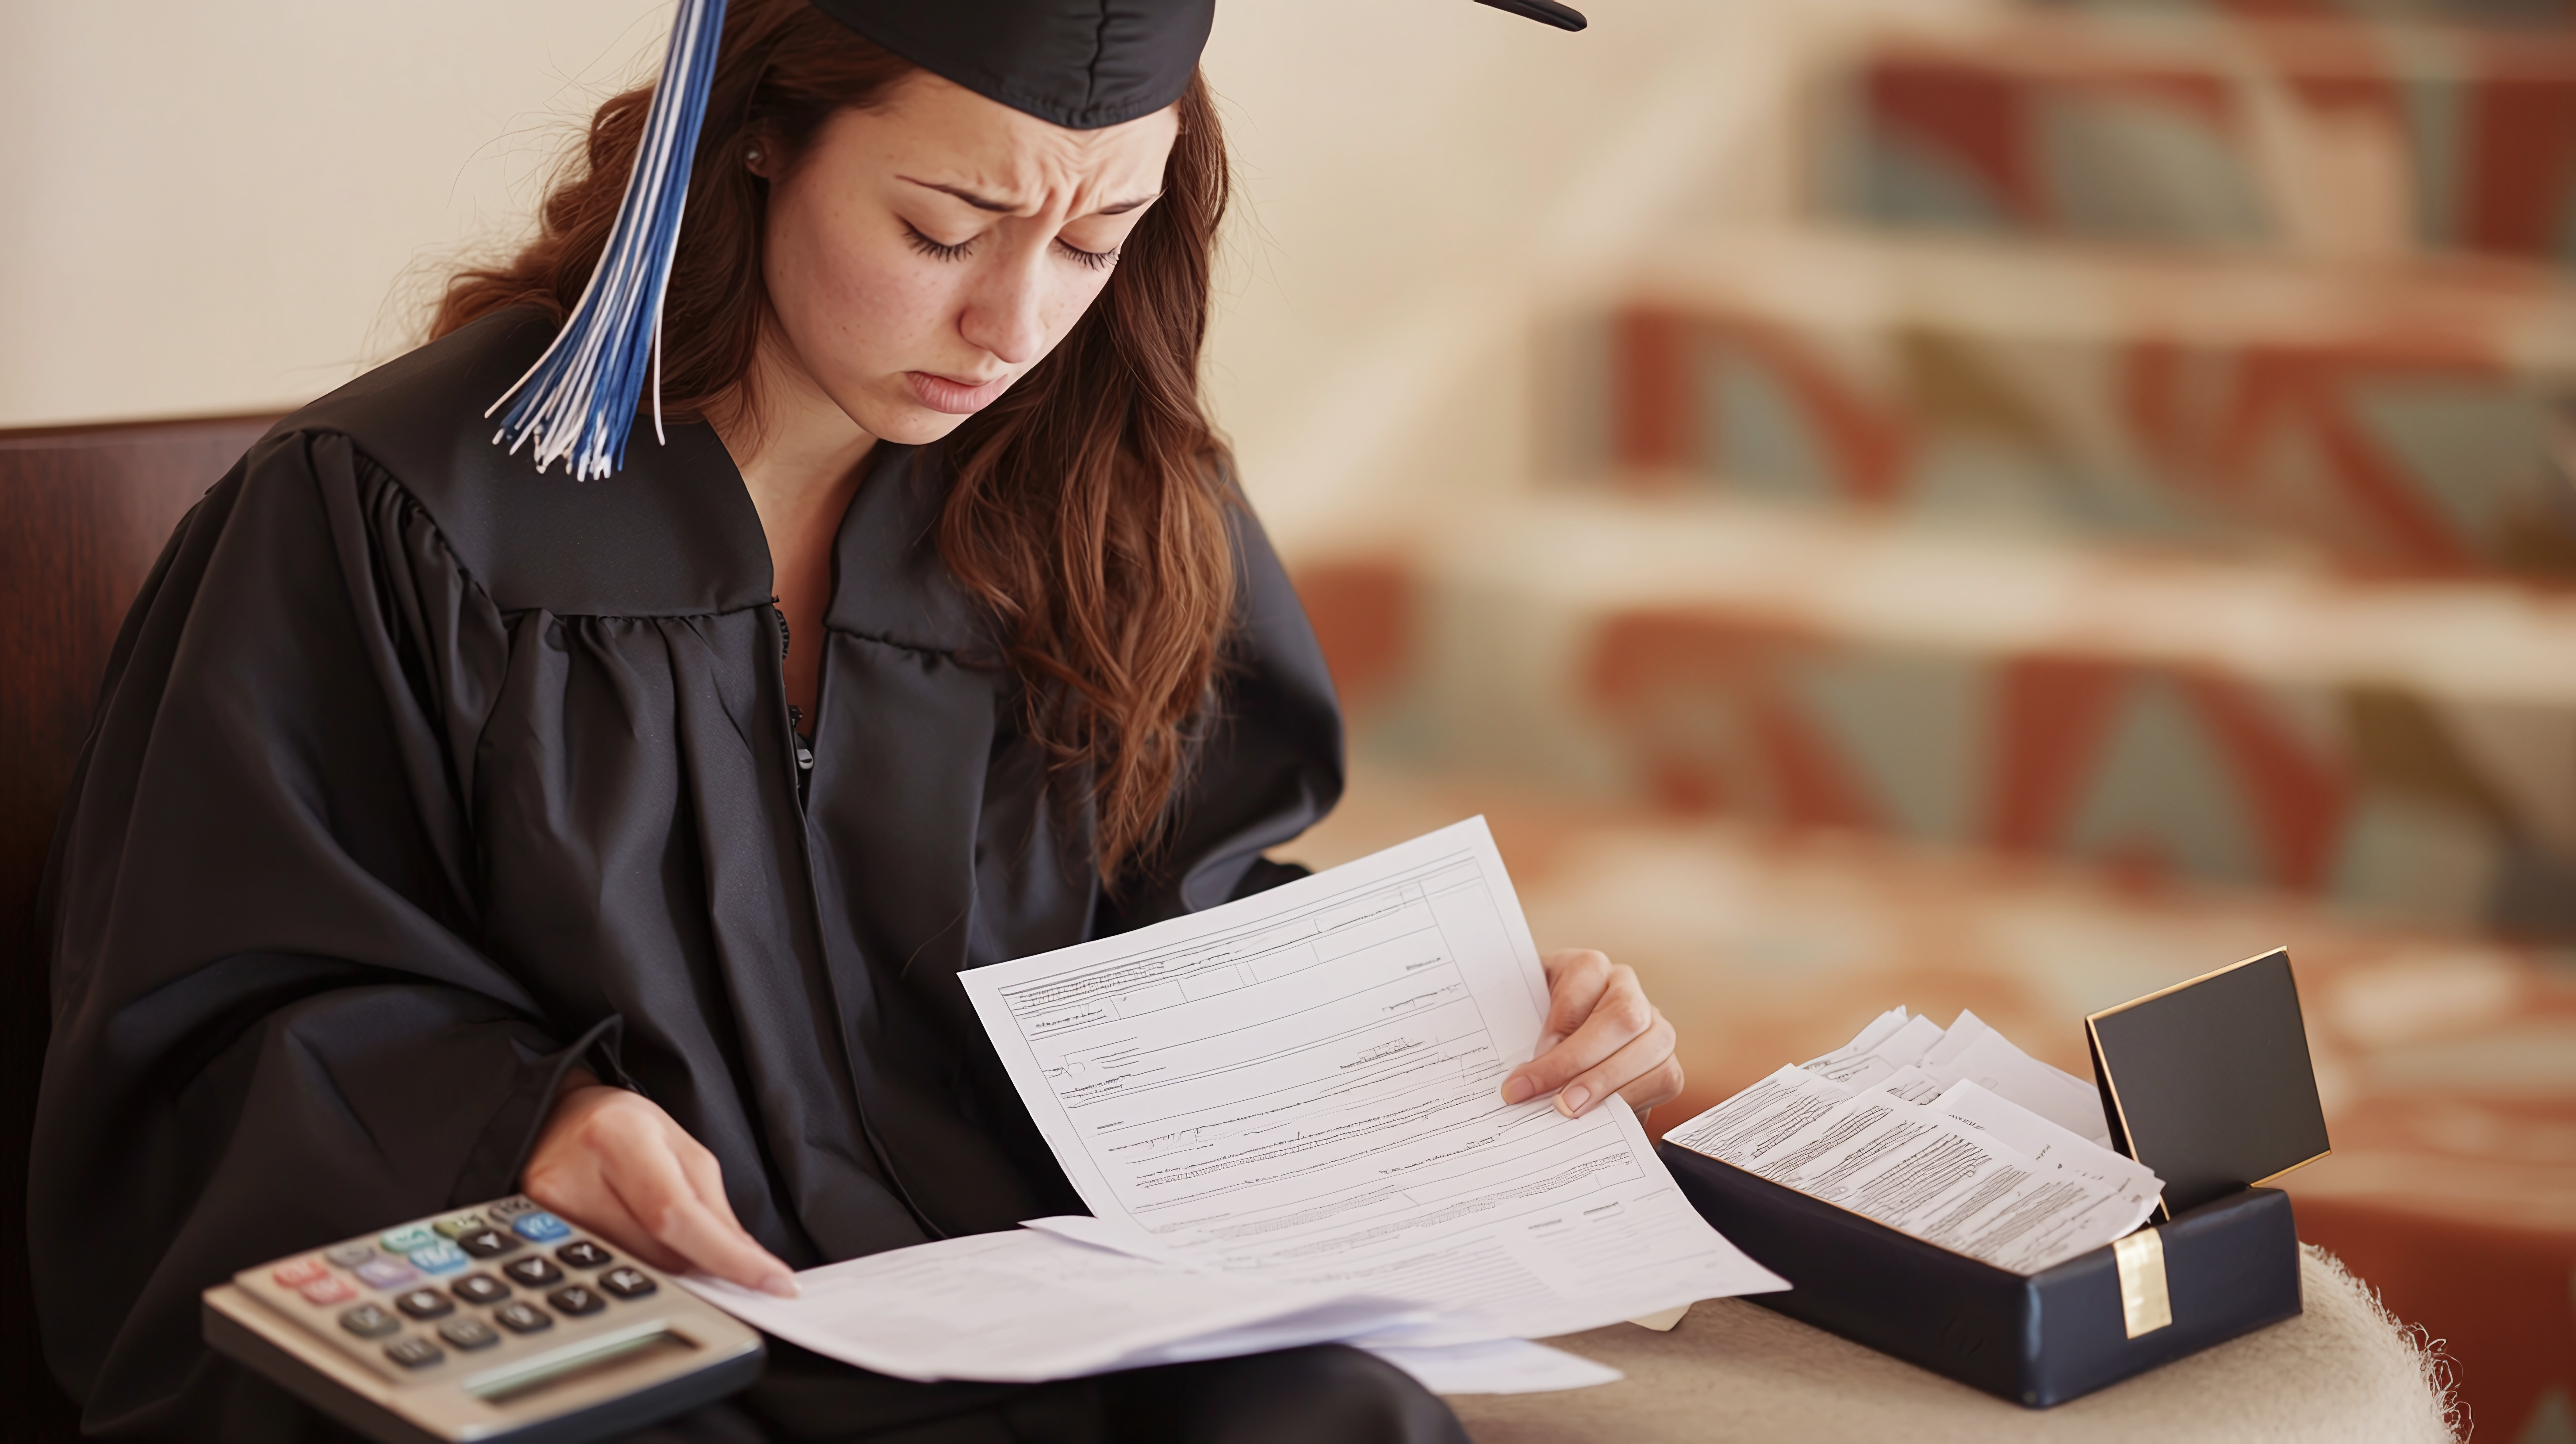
left=492, top=0, right=1586, bottom=478
left=809, top=0, right=1218, bottom=131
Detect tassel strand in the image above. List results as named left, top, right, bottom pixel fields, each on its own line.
left=487, top=0, right=729, bottom=480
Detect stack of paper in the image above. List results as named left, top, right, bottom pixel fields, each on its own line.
left=1664, top=1011, right=2163, bottom=1275
left=685, top=820, right=1787, bottom=1392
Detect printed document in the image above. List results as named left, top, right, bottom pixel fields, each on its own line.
left=1666, top=1010, right=2163, bottom=1275
left=960, top=818, right=1788, bottom=1345
left=686, top=1228, right=1417, bottom=1383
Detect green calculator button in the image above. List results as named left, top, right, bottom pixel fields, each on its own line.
left=430, top=1213, right=486, bottom=1239
left=378, top=1225, right=438, bottom=1254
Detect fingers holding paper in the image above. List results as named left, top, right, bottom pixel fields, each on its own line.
left=1498, top=949, right=1684, bottom=1121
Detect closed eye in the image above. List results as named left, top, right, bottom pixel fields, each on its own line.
left=1055, top=237, right=1120, bottom=271
left=903, top=221, right=974, bottom=261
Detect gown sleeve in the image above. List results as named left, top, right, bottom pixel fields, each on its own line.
left=1095, top=500, right=1348, bottom=932
left=30, top=430, right=606, bottom=1440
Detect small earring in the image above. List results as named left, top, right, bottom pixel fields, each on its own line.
left=746, top=147, right=764, bottom=166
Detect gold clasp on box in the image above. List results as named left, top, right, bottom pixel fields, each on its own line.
left=2113, top=1228, right=2173, bottom=1338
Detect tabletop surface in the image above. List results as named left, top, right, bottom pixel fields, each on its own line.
left=1449, top=1247, right=2456, bottom=1444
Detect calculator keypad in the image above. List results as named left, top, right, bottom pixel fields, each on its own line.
left=511, top=1211, right=572, bottom=1243
left=379, top=1225, right=440, bottom=1254
left=242, top=1196, right=677, bottom=1383
left=353, top=1257, right=417, bottom=1290
left=493, top=1301, right=555, bottom=1334
left=502, top=1257, right=564, bottom=1287
left=437, top=1317, right=501, bottom=1351
left=547, top=1285, right=605, bottom=1317
left=407, top=1242, right=469, bottom=1275
left=455, top=1228, right=520, bottom=1259
left=431, top=1213, right=486, bottom=1239
left=450, top=1273, right=510, bottom=1306
left=384, top=1336, right=443, bottom=1369
left=394, top=1288, right=454, bottom=1320
left=599, top=1267, right=656, bottom=1300
left=295, top=1275, right=356, bottom=1305
left=339, top=1304, right=400, bottom=1338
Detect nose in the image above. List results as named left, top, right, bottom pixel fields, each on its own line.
left=955, top=246, right=1050, bottom=368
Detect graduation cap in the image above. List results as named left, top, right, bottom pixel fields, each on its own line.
left=491, top=0, right=1587, bottom=480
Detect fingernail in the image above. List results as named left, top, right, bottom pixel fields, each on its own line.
left=1501, top=1075, right=1534, bottom=1105
left=1558, top=1084, right=1590, bottom=1118
left=760, top=1272, right=800, bottom=1299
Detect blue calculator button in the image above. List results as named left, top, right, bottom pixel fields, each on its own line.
left=408, top=1242, right=468, bottom=1274
left=378, top=1225, right=439, bottom=1253
left=510, top=1211, right=571, bottom=1242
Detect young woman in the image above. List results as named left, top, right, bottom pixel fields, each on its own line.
left=31, top=1, right=1673, bottom=1438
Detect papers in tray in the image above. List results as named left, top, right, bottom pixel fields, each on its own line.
left=1667, top=1009, right=2163, bottom=1275
left=686, top=818, right=1782, bottom=1389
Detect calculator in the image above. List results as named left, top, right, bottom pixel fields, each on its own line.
left=203, top=1196, right=765, bottom=1444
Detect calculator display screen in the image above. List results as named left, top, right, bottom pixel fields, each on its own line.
left=468, top=1326, right=698, bottom=1405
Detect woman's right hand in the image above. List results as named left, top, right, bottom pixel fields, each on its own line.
left=521, top=1074, right=799, bottom=1298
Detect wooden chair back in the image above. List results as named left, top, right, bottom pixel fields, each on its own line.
left=0, top=414, right=279, bottom=1440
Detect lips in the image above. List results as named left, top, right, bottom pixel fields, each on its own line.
left=906, top=370, right=1012, bottom=415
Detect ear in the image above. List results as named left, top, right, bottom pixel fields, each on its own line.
left=742, top=128, right=779, bottom=180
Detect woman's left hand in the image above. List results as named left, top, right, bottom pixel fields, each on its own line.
left=1498, top=949, right=1683, bottom=1122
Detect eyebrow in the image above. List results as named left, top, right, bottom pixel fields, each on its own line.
left=900, top=177, right=1162, bottom=216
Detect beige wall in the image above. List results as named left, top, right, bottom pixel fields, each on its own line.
left=0, top=0, right=1916, bottom=545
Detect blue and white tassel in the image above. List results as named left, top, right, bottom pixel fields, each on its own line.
left=488, top=0, right=729, bottom=480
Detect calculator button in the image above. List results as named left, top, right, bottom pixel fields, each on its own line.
left=556, top=1240, right=613, bottom=1270
left=450, top=1273, right=510, bottom=1306
left=338, top=1304, right=400, bottom=1338
left=510, top=1212, right=571, bottom=1243
left=323, top=1243, right=379, bottom=1269
left=430, top=1213, right=486, bottom=1239
left=407, top=1242, right=468, bottom=1275
left=502, top=1257, right=563, bottom=1287
left=378, top=1225, right=439, bottom=1254
left=493, top=1302, right=553, bottom=1334
left=456, top=1229, right=521, bottom=1259
left=546, top=1285, right=604, bottom=1317
left=296, top=1275, right=357, bottom=1306
left=353, top=1257, right=418, bottom=1290
left=271, top=1257, right=330, bottom=1288
left=394, top=1288, right=453, bottom=1320
left=486, top=1197, right=541, bottom=1224
left=437, top=1317, right=501, bottom=1351
left=598, top=1267, right=657, bottom=1300
left=384, top=1337, right=444, bottom=1369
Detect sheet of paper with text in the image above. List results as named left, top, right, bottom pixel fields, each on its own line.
left=960, top=818, right=1787, bottom=1345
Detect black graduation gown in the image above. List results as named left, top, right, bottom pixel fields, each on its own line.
left=30, top=307, right=1348, bottom=1439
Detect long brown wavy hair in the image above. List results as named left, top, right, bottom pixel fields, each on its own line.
left=436, top=0, right=1237, bottom=883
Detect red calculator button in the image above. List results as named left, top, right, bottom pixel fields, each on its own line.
left=271, top=1257, right=330, bottom=1288
left=297, top=1275, right=356, bottom=1305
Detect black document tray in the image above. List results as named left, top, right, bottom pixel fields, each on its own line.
left=1660, top=1143, right=2303, bottom=1407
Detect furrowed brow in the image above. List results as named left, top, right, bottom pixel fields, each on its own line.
left=901, top=177, right=1020, bottom=213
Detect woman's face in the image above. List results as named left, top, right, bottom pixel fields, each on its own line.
left=754, top=73, right=1179, bottom=445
